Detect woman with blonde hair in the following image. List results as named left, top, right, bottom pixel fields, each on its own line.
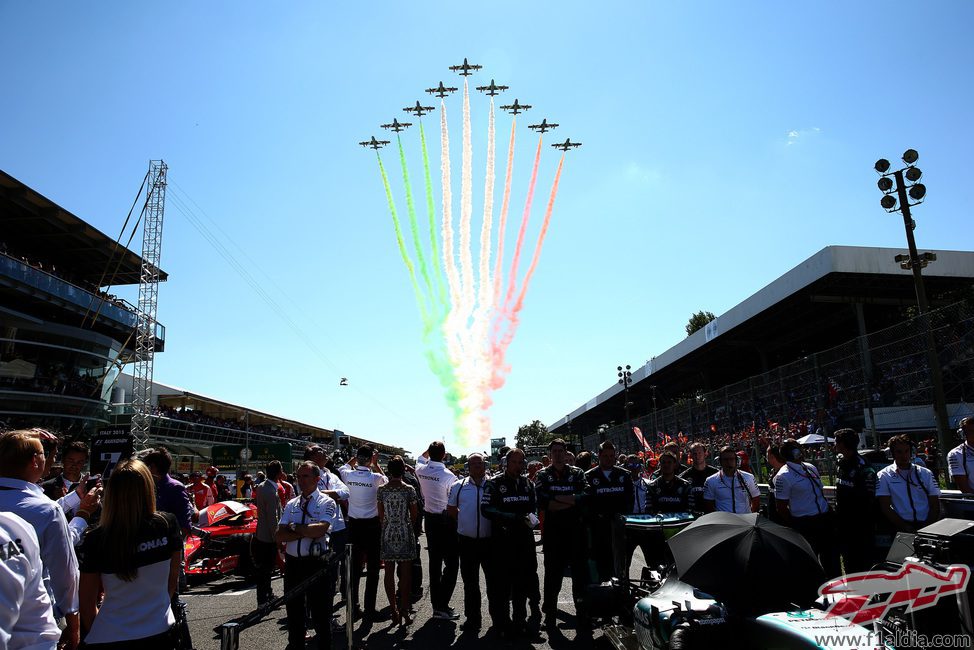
left=78, top=459, right=181, bottom=648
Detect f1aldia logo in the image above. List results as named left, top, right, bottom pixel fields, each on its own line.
left=819, top=561, right=970, bottom=625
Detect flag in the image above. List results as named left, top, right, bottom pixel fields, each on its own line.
left=632, top=426, right=651, bottom=451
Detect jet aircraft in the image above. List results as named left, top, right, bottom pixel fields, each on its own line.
left=499, top=99, right=532, bottom=115
left=403, top=101, right=435, bottom=117
left=380, top=118, right=412, bottom=133
left=475, top=79, right=508, bottom=96
left=528, top=118, right=559, bottom=133
left=449, top=57, right=482, bottom=76
left=359, top=136, right=390, bottom=150
left=425, top=81, right=458, bottom=98
left=552, top=138, right=582, bottom=151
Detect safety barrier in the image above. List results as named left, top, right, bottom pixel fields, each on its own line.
left=217, top=544, right=354, bottom=650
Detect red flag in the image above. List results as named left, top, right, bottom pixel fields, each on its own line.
left=632, top=426, right=651, bottom=451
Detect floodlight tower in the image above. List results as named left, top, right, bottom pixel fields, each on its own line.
left=873, top=150, right=951, bottom=468
left=131, top=160, right=167, bottom=446
left=618, top=364, right=633, bottom=441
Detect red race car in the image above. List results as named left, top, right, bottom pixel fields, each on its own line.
left=184, top=501, right=283, bottom=581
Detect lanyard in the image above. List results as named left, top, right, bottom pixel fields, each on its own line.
left=789, top=462, right=826, bottom=515
left=720, top=471, right=748, bottom=512
left=896, top=467, right=927, bottom=523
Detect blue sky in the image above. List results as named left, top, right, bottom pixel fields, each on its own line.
left=2, top=2, right=972, bottom=456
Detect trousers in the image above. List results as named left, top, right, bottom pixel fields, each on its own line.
left=458, top=534, right=495, bottom=622
left=347, top=517, right=381, bottom=614
left=425, top=512, right=459, bottom=610
left=284, top=555, right=332, bottom=650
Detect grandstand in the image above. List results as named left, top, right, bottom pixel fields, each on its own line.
left=549, top=245, right=974, bottom=452
left=0, top=169, right=164, bottom=435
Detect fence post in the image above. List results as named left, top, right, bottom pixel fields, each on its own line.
left=219, top=622, right=240, bottom=650
left=346, top=543, right=354, bottom=650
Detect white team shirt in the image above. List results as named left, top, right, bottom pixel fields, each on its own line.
left=876, top=463, right=941, bottom=523
left=0, top=478, right=79, bottom=616
left=447, top=477, right=491, bottom=538
left=0, top=511, right=59, bottom=650
left=338, top=464, right=387, bottom=519
left=702, top=470, right=760, bottom=514
left=279, top=490, right=338, bottom=557
left=317, top=470, right=349, bottom=533
left=947, top=442, right=974, bottom=483
left=773, top=461, right=830, bottom=517
left=415, top=460, right=458, bottom=514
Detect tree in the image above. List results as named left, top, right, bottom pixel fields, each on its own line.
left=685, top=310, right=716, bottom=337
left=515, top=420, right=552, bottom=450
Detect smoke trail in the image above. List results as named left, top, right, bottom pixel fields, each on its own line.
left=502, top=134, right=543, bottom=313
left=377, top=152, right=426, bottom=321
left=491, top=119, right=517, bottom=310
left=491, top=153, right=566, bottom=388
left=420, top=121, right=448, bottom=311
left=439, top=100, right=461, bottom=335
left=472, top=98, right=497, bottom=412
left=397, top=135, right=434, bottom=317
left=458, top=79, right=475, bottom=329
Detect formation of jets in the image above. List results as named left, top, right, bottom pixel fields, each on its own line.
left=425, top=81, right=458, bottom=98
left=449, top=58, right=482, bottom=76
left=403, top=101, right=435, bottom=117
left=363, top=61, right=580, bottom=152
left=500, top=99, right=531, bottom=115
left=475, top=79, right=508, bottom=96
left=528, top=118, right=558, bottom=133
left=380, top=118, right=411, bottom=133
left=359, top=136, right=389, bottom=150
left=552, top=138, right=582, bottom=151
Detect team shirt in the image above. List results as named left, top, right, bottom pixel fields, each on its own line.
left=702, top=469, right=760, bottom=514
left=646, top=475, right=691, bottom=513
left=534, top=464, right=588, bottom=519
left=773, top=461, right=830, bottom=517
left=78, top=512, right=180, bottom=644
left=338, top=464, right=387, bottom=519
left=876, top=463, right=941, bottom=524
left=448, top=476, right=491, bottom=538
left=947, top=442, right=974, bottom=487
left=415, top=460, right=458, bottom=514
left=584, top=465, right=635, bottom=517
left=0, top=511, right=60, bottom=650
left=679, top=465, right=719, bottom=512
left=316, top=469, right=349, bottom=532
left=0, top=478, right=79, bottom=616
left=188, top=481, right=215, bottom=511
left=481, top=472, right=537, bottom=533
left=278, top=490, right=338, bottom=557
left=835, top=454, right=877, bottom=522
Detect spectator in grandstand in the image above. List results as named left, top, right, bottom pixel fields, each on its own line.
left=78, top=459, right=181, bottom=649
left=947, top=416, right=974, bottom=494
left=680, top=442, right=718, bottom=513
left=833, top=428, right=877, bottom=573
left=415, top=441, right=460, bottom=620
left=276, top=461, right=337, bottom=650
left=0, top=430, right=81, bottom=649
left=41, top=440, right=88, bottom=501
left=0, top=510, right=62, bottom=649
left=877, top=434, right=941, bottom=532
left=774, top=439, right=839, bottom=577
left=253, top=460, right=283, bottom=606
left=142, top=448, right=193, bottom=536
left=377, top=456, right=418, bottom=627
left=702, top=446, right=761, bottom=514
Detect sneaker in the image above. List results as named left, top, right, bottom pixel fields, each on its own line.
left=432, top=608, right=460, bottom=620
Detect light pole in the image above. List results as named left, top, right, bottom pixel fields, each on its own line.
left=874, top=149, right=952, bottom=474
left=618, top=365, right=633, bottom=444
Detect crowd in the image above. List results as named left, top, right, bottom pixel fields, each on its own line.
left=1, top=418, right=972, bottom=649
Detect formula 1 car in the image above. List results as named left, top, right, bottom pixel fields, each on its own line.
left=184, top=501, right=283, bottom=581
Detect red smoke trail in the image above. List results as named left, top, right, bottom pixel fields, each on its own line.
left=502, top=134, right=542, bottom=313
left=491, top=153, right=565, bottom=389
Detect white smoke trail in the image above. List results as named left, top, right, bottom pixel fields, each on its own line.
left=439, top=99, right=465, bottom=379
left=472, top=98, right=496, bottom=411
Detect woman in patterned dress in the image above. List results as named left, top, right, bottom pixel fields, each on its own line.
left=377, top=455, right=418, bottom=626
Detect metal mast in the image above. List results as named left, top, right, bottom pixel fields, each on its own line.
left=131, top=160, right=167, bottom=445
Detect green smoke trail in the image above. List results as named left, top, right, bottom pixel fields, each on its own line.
left=397, top=135, right=434, bottom=320
left=420, top=122, right=448, bottom=311
left=377, top=153, right=427, bottom=322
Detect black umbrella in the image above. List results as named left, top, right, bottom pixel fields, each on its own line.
left=667, top=512, right=826, bottom=615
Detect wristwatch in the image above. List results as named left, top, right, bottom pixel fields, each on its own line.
left=289, top=522, right=298, bottom=532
